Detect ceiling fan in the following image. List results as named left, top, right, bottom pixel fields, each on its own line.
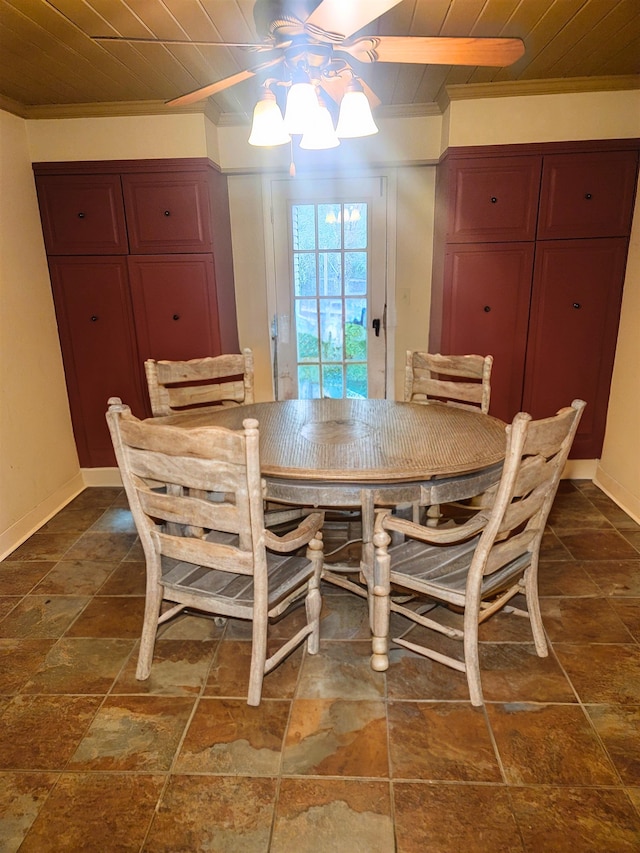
left=93, top=0, right=525, bottom=110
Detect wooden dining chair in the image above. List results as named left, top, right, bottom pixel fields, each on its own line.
left=145, top=348, right=254, bottom=417
left=106, top=397, right=325, bottom=706
left=403, top=351, right=494, bottom=525
left=369, top=399, right=585, bottom=706
left=404, top=351, right=493, bottom=413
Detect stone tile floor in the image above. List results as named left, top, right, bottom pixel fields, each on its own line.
left=0, top=481, right=639, bottom=851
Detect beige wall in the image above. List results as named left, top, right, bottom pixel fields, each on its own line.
left=27, top=113, right=210, bottom=162
left=596, top=188, right=640, bottom=520
left=0, top=110, right=82, bottom=559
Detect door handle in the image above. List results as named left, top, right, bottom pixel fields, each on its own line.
left=372, top=318, right=381, bottom=337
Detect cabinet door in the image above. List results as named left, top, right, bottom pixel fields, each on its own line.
left=122, top=172, right=213, bottom=254
left=538, top=150, right=639, bottom=239
left=128, top=255, right=221, bottom=365
left=48, top=258, right=146, bottom=467
left=523, top=239, right=628, bottom=458
left=35, top=175, right=128, bottom=255
left=442, top=243, right=535, bottom=423
left=446, top=156, right=542, bottom=243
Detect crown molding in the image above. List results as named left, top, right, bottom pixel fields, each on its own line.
left=217, top=100, right=442, bottom=127
left=2, top=75, right=637, bottom=124
left=0, top=94, right=29, bottom=118
left=1, top=99, right=221, bottom=123
left=442, top=74, right=640, bottom=108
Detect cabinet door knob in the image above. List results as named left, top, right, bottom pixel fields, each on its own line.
left=172, top=314, right=180, bottom=321
left=164, top=210, right=171, bottom=216
left=90, top=315, right=98, bottom=322
left=78, top=212, right=86, bottom=219
left=584, top=193, right=592, bottom=200
left=490, top=197, right=498, bottom=204
left=483, top=305, right=491, bottom=312
left=572, top=302, right=582, bottom=309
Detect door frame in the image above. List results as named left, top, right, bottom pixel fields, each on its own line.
left=262, top=169, right=397, bottom=399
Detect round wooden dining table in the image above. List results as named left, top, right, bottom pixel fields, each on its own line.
left=154, top=397, right=506, bottom=577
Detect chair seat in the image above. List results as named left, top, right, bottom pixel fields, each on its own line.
left=162, top=530, right=315, bottom=610
left=388, top=536, right=533, bottom=602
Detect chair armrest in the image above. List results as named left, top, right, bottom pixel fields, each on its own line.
left=375, top=508, right=488, bottom=545
left=264, top=506, right=311, bottom=528
left=264, top=511, right=325, bottom=553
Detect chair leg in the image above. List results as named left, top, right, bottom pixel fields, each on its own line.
left=370, top=527, right=391, bottom=672
left=524, top=564, right=548, bottom=657
left=248, top=610, right=268, bottom=707
left=306, top=534, right=324, bottom=656
left=305, top=580, right=322, bottom=655
left=136, top=583, right=163, bottom=681
left=463, top=606, right=483, bottom=707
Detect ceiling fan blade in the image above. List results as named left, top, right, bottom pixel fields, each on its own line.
left=342, top=36, right=525, bottom=67
left=305, top=0, right=402, bottom=42
left=92, top=36, right=271, bottom=50
left=166, top=57, right=283, bottom=107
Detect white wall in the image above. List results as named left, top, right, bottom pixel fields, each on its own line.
left=0, top=110, right=83, bottom=559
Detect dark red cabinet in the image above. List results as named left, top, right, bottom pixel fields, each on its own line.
left=34, top=159, right=239, bottom=467
left=128, top=255, right=221, bottom=362
left=443, top=243, right=534, bottom=424
left=445, top=155, right=541, bottom=243
left=538, top=150, right=638, bottom=240
left=522, top=239, right=628, bottom=458
left=36, top=174, right=128, bottom=255
left=122, top=172, right=213, bottom=254
left=48, top=257, right=147, bottom=467
left=430, top=140, right=639, bottom=458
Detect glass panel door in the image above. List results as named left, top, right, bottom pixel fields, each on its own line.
left=270, top=177, right=388, bottom=399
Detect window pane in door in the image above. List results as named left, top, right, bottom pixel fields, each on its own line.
left=294, top=253, right=317, bottom=296
left=292, top=205, right=316, bottom=250
left=291, top=200, right=369, bottom=399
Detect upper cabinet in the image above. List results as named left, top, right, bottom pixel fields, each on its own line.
left=445, top=155, right=542, bottom=243
left=122, top=171, right=213, bottom=254
left=537, top=150, right=638, bottom=240
left=36, top=174, right=128, bottom=255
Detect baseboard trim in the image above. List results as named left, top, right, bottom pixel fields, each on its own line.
left=0, top=472, right=85, bottom=561
left=594, top=465, right=640, bottom=525
left=82, top=467, right=123, bottom=487
left=562, top=459, right=597, bottom=480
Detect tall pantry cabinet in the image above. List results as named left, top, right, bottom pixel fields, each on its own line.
left=429, top=139, right=639, bottom=458
left=33, top=158, right=239, bottom=468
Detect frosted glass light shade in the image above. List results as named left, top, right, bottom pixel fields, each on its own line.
left=336, top=87, right=378, bottom=138
left=300, top=103, right=340, bottom=149
left=283, top=82, right=320, bottom=134
left=248, top=91, right=290, bottom=146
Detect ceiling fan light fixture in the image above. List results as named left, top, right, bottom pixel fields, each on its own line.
left=299, top=96, right=340, bottom=150
left=248, top=89, right=291, bottom=147
left=283, top=81, right=321, bottom=135
left=336, top=79, right=378, bottom=138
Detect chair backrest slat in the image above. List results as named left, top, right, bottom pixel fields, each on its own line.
left=145, top=349, right=255, bottom=416
left=405, top=351, right=493, bottom=413
left=139, top=489, right=246, bottom=537
left=156, top=532, right=255, bottom=575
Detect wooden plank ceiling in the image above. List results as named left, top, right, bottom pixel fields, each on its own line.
left=1, top=0, right=638, bottom=121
